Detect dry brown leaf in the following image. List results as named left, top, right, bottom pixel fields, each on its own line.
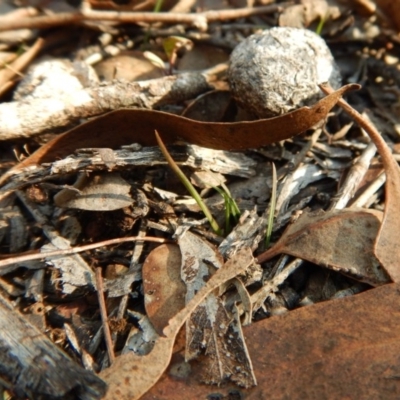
left=257, top=209, right=390, bottom=286
left=178, top=231, right=256, bottom=387
left=99, top=247, right=254, bottom=400
left=375, top=0, right=400, bottom=31
left=94, top=51, right=165, bottom=82
left=279, top=0, right=337, bottom=28
left=54, top=173, right=133, bottom=211
left=142, top=244, right=186, bottom=336
left=143, top=282, right=400, bottom=399
left=1, top=84, right=358, bottom=185
left=320, top=83, right=400, bottom=283
left=177, top=44, right=229, bottom=71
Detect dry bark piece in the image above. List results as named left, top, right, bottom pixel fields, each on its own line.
left=0, top=83, right=358, bottom=186
left=99, top=247, right=254, bottom=400
left=0, top=293, right=106, bottom=399
left=143, top=282, right=400, bottom=399
left=228, top=27, right=342, bottom=117
left=257, top=208, right=391, bottom=286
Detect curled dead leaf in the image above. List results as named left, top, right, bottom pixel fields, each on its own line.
left=257, top=209, right=390, bottom=286
left=320, top=83, right=400, bottom=283
left=1, top=84, right=359, bottom=185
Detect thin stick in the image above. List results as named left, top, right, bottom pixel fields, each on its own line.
left=0, top=236, right=172, bottom=269
left=0, top=38, right=44, bottom=96
left=0, top=4, right=287, bottom=32
left=95, top=267, right=115, bottom=364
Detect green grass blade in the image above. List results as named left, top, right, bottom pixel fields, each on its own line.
left=265, top=162, right=277, bottom=247
left=155, top=130, right=222, bottom=235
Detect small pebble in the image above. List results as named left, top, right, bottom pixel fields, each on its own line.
left=228, top=27, right=342, bottom=118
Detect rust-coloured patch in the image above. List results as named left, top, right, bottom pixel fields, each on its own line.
left=143, top=283, right=400, bottom=399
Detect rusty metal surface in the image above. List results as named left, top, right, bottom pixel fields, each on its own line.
left=143, top=283, right=400, bottom=399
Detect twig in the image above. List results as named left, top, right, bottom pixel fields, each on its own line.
left=0, top=37, right=44, bottom=97
left=0, top=236, right=172, bottom=269
left=95, top=267, right=115, bottom=364
left=0, top=4, right=288, bottom=32
left=0, top=72, right=211, bottom=141
left=351, top=170, right=385, bottom=208
left=328, top=140, right=377, bottom=210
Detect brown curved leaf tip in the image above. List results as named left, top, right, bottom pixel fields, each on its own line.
left=6, top=84, right=359, bottom=174
left=320, top=83, right=400, bottom=283
left=257, top=209, right=390, bottom=286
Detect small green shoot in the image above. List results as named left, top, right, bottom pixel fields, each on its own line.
left=155, top=130, right=222, bottom=236
left=143, top=0, right=164, bottom=46
left=213, top=184, right=241, bottom=234
left=265, top=162, right=277, bottom=247
left=162, top=36, right=193, bottom=73
left=315, top=13, right=328, bottom=36
left=153, top=0, right=164, bottom=12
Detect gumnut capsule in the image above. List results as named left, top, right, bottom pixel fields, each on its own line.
left=228, top=27, right=342, bottom=118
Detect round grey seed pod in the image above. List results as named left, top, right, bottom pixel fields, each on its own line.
left=228, top=27, right=342, bottom=118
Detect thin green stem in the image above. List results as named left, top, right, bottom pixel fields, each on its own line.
left=155, top=130, right=222, bottom=235
left=265, top=162, right=277, bottom=247
left=153, top=0, right=164, bottom=12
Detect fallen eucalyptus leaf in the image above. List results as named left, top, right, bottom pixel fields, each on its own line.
left=257, top=209, right=390, bottom=286
left=320, top=83, right=400, bottom=283
left=1, top=84, right=358, bottom=185
left=54, top=173, right=133, bottom=211
left=99, top=247, right=254, bottom=400
left=143, top=282, right=400, bottom=399
left=143, top=244, right=186, bottom=336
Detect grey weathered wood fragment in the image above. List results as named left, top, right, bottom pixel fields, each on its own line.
left=0, top=294, right=106, bottom=399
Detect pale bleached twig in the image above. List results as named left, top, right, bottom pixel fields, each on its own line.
left=0, top=236, right=172, bottom=270
left=0, top=72, right=211, bottom=141
left=0, top=4, right=287, bottom=32
left=95, top=267, right=115, bottom=364
left=350, top=170, right=386, bottom=208
left=328, top=140, right=377, bottom=210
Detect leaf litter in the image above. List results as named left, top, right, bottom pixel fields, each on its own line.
left=0, top=1, right=399, bottom=399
